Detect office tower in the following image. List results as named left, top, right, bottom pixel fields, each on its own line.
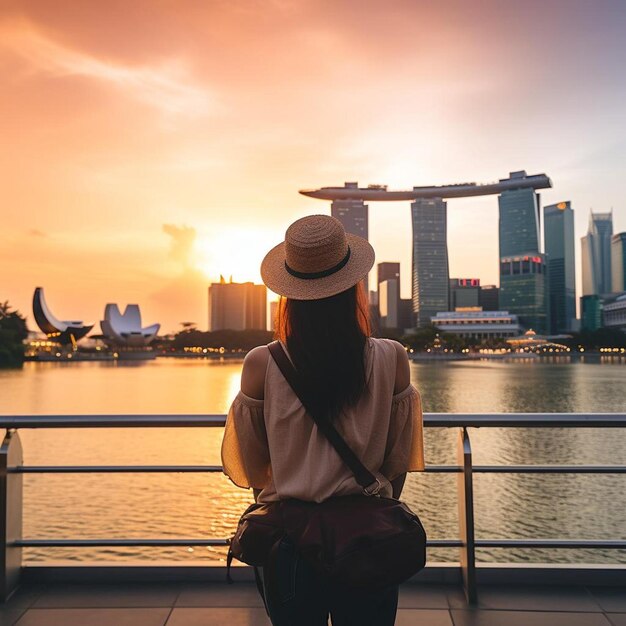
left=331, top=185, right=369, bottom=293
left=544, top=201, right=576, bottom=333
left=611, top=233, right=626, bottom=293
left=411, top=198, right=449, bottom=326
left=379, top=279, right=399, bottom=329
left=581, top=211, right=613, bottom=295
left=479, top=285, right=499, bottom=311
left=377, top=262, right=400, bottom=287
left=449, top=278, right=480, bottom=310
left=498, top=176, right=548, bottom=333
left=208, top=279, right=267, bottom=331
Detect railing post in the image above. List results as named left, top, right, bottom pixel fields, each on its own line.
left=457, top=426, right=477, bottom=604
left=0, top=430, right=23, bottom=602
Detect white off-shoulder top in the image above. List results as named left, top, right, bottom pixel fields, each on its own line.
left=221, top=337, right=424, bottom=503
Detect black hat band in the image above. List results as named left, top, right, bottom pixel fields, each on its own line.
left=285, top=247, right=351, bottom=280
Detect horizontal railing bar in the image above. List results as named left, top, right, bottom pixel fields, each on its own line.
left=14, top=539, right=229, bottom=547
left=11, top=466, right=223, bottom=474
left=473, top=465, right=626, bottom=474
left=424, top=465, right=462, bottom=473
left=427, top=414, right=626, bottom=428
left=12, top=464, right=626, bottom=475
left=1, top=413, right=625, bottom=429
left=15, top=538, right=463, bottom=548
left=475, top=540, right=626, bottom=549
left=14, top=539, right=625, bottom=549
left=428, top=465, right=626, bottom=474
left=0, top=415, right=227, bottom=428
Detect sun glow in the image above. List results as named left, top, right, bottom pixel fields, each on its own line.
left=194, top=227, right=278, bottom=285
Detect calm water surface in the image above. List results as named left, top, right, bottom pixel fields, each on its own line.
left=1, top=356, right=625, bottom=565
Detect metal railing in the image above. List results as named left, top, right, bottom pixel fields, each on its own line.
left=1, top=413, right=625, bottom=604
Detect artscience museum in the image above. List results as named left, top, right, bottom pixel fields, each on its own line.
left=31, top=288, right=160, bottom=358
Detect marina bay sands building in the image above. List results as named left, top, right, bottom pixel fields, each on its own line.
left=331, top=186, right=369, bottom=293
left=301, top=171, right=552, bottom=329
left=498, top=177, right=549, bottom=333
left=411, top=198, right=449, bottom=326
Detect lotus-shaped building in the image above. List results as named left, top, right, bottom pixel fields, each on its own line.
left=32, top=287, right=94, bottom=344
left=100, top=304, right=160, bottom=348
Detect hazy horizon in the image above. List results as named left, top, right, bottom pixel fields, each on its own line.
left=2, top=0, right=626, bottom=333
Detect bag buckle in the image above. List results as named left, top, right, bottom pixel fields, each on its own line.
left=362, top=478, right=382, bottom=497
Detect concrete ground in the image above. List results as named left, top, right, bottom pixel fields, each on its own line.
left=1, top=581, right=625, bottom=625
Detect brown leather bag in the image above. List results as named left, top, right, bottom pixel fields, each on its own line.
left=227, top=341, right=427, bottom=591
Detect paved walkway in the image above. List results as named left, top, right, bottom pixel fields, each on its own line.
left=1, top=582, right=625, bottom=625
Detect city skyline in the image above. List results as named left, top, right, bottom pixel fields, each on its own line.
left=2, top=1, right=626, bottom=332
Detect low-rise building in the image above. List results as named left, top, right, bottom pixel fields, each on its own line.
left=431, top=309, right=521, bottom=339
left=603, top=293, right=626, bottom=332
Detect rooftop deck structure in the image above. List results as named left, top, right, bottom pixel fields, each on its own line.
left=300, top=172, right=552, bottom=202
left=1, top=412, right=624, bottom=624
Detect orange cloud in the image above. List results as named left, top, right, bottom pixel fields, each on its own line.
left=0, top=18, right=215, bottom=117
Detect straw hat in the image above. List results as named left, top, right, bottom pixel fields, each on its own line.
left=261, top=214, right=375, bottom=300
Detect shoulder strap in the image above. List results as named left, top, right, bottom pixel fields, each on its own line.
left=267, top=341, right=381, bottom=495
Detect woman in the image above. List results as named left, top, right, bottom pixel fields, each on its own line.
left=221, top=214, right=424, bottom=625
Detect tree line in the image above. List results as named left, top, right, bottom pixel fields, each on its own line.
left=0, top=301, right=28, bottom=368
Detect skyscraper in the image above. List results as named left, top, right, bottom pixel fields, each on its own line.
left=208, top=279, right=267, bottom=331
left=544, top=201, right=576, bottom=333
left=498, top=174, right=548, bottom=333
left=331, top=184, right=369, bottom=293
left=611, top=232, right=626, bottom=294
left=411, top=197, right=449, bottom=326
left=581, top=211, right=613, bottom=295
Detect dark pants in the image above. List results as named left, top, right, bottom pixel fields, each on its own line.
left=258, top=539, right=399, bottom=626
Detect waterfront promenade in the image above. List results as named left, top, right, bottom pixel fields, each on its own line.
left=1, top=410, right=624, bottom=626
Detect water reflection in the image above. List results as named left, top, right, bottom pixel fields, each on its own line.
left=1, top=358, right=624, bottom=564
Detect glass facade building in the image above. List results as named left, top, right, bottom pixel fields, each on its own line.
left=499, top=186, right=540, bottom=257
left=479, top=285, right=499, bottom=311
left=499, top=255, right=548, bottom=333
left=581, top=211, right=613, bottom=296
left=611, top=232, right=626, bottom=294
left=580, top=294, right=603, bottom=332
left=411, top=198, right=449, bottom=326
left=498, top=185, right=548, bottom=333
left=544, top=201, right=576, bottom=333
left=331, top=193, right=369, bottom=294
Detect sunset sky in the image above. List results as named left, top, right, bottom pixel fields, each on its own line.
left=2, top=0, right=626, bottom=333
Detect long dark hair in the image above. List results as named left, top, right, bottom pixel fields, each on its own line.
left=275, top=282, right=371, bottom=420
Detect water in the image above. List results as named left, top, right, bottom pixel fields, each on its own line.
left=0, top=356, right=625, bottom=565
